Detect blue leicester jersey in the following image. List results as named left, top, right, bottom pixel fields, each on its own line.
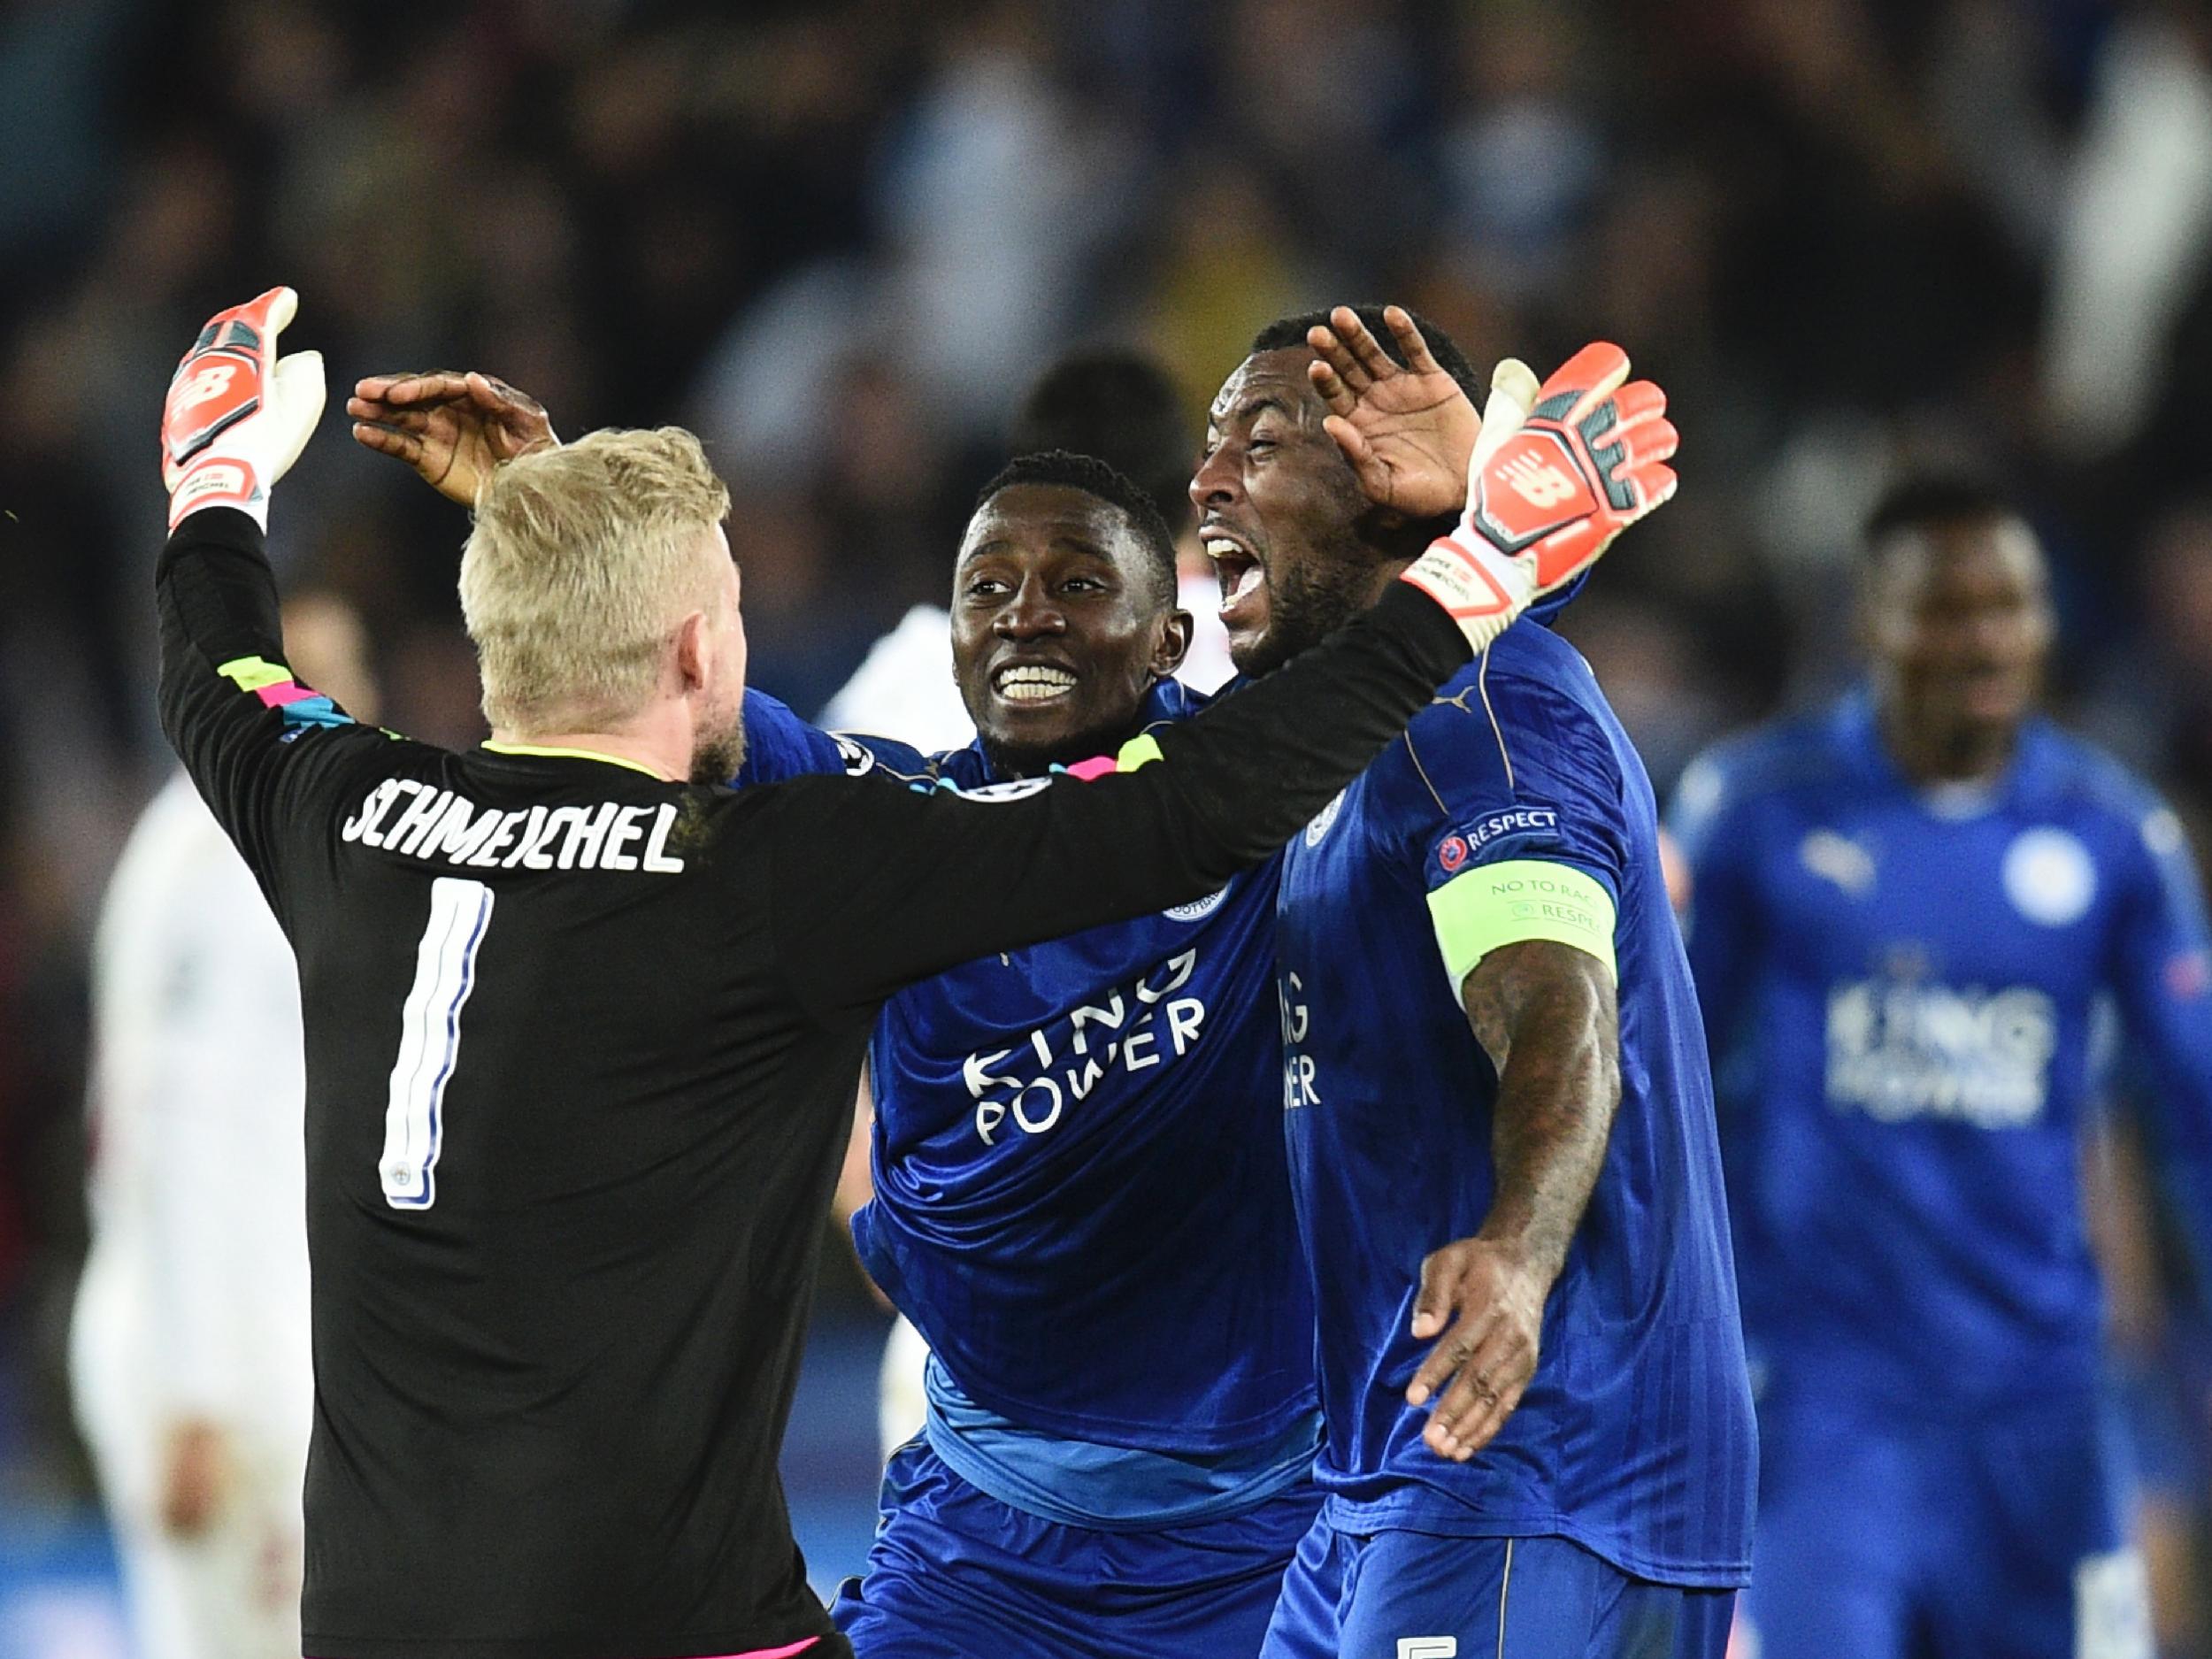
left=738, top=685, right=1317, bottom=1455
left=1671, top=691, right=2212, bottom=1407
left=1274, top=628, right=1756, bottom=1586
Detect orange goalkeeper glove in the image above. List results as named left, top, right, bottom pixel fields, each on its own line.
left=161, top=287, right=325, bottom=531
left=1401, top=342, right=1678, bottom=650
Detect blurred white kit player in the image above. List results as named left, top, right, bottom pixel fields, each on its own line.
left=72, top=595, right=376, bottom=1659
left=820, top=579, right=1231, bottom=1461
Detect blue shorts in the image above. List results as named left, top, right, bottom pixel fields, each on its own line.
left=830, top=1439, right=1322, bottom=1659
left=1260, top=1515, right=1735, bottom=1659
left=1745, top=1388, right=2148, bottom=1659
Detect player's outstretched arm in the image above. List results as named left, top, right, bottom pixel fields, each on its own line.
left=157, top=288, right=381, bottom=884
left=764, top=344, right=1682, bottom=1015
left=1406, top=940, right=1621, bottom=1463
left=348, top=370, right=557, bottom=506
left=765, top=579, right=1474, bottom=1014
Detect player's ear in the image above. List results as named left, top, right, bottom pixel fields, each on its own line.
left=673, top=611, right=711, bottom=696
left=1152, top=609, right=1194, bottom=678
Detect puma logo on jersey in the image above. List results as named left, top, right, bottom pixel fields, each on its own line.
left=1498, top=453, right=1578, bottom=508
left=342, top=780, right=687, bottom=873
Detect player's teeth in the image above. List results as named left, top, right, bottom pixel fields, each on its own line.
left=1204, top=538, right=1241, bottom=559
left=997, top=666, right=1076, bottom=703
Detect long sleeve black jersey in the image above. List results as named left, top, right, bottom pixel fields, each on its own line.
left=155, top=506, right=1470, bottom=1659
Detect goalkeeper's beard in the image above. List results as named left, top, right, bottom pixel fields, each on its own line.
left=691, top=706, right=748, bottom=785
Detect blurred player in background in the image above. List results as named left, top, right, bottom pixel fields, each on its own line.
left=1224, top=310, right=1752, bottom=1657
left=1671, top=477, right=2212, bottom=1658
left=72, top=592, right=380, bottom=1659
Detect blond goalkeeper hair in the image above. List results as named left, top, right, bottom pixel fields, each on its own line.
left=460, top=426, right=733, bottom=734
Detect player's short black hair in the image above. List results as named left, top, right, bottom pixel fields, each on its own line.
left=1010, top=349, right=1195, bottom=536
left=1863, top=473, right=2021, bottom=560
left=1249, top=306, right=1484, bottom=403
left=972, top=449, right=1180, bottom=610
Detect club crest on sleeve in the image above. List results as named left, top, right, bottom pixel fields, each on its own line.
left=832, top=734, right=876, bottom=778
left=957, top=777, right=1052, bottom=804
left=2002, top=827, right=2096, bottom=927
left=1799, top=829, right=1876, bottom=896
left=1305, top=789, right=1347, bottom=848
left=1165, top=887, right=1229, bottom=923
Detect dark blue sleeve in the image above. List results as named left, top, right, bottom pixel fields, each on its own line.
left=1392, top=675, right=1628, bottom=904
left=1668, top=749, right=1765, bottom=1075
left=733, top=689, right=928, bottom=787
left=2108, top=798, right=2212, bottom=1300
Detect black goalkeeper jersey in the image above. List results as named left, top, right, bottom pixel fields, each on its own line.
left=155, top=506, right=1470, bottom=1659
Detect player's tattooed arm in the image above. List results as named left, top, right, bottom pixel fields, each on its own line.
left=347, top=371, right=557, bottom=505
left=1405, top=939, right=1621, bottom=1463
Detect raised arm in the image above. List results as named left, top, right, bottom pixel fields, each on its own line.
left=764, top=342, right=1678, bottom=1016
left=765, top=580, right=1471, bottom=1013
left=157, top=290, right=386, bottom=894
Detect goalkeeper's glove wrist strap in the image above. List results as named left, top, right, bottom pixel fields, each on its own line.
left=1399, top=532, right=1534, bottom=652
left=169, top=457, right=268, bottom=532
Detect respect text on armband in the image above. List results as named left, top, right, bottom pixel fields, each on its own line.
left=1463, top=808, right=1558, bottom=850
left=340, top=780, right=687, bottom=873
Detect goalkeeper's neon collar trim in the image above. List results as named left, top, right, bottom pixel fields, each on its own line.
left=482, top=741, right=662, bottom=779
left=1427, top=857, right=1618, bottom=989
left=1061, top=733, right=1166, bottom=781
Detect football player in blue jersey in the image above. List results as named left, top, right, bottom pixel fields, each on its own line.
left=346, top=324, right=1697, bottom=1657
left=1670, top=477, right=2212, bottom=1659
left=1217, top=309, right=1754, bottom=1658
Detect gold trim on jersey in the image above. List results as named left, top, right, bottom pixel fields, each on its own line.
left=481, top=741, right=664, bottom=780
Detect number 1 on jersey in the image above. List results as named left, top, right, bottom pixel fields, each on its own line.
left=380, top=877, right=494, bottom=1210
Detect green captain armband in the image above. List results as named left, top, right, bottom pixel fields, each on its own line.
left=1426, top=858, right=1618, bottom=989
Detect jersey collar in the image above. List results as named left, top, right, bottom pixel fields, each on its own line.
left=480, top=741, right=664, bottom=780
left=1837, top=684, right=2060, bottom=812
left=962, top=678, right=1202, bottom=785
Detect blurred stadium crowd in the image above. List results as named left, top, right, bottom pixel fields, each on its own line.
left=5, top=0, right=2212, bottom=1644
